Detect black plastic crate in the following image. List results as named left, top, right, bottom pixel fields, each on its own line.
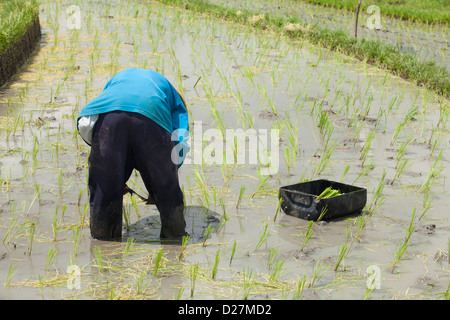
left=279, top=179, right=367, bottom=221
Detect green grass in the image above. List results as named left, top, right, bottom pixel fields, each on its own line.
left=0, top=0, right=40, bottom=55
left=298, top=0, right=450, bottom=24
left=158, top=0, right=449, bottom=98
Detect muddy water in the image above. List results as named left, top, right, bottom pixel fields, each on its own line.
left=0, top=0, right=448, bottom=300
left=208, top=0, right=450, bottom=70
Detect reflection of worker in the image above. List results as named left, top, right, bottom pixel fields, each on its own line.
left=77, top=68, right=190, bottom=241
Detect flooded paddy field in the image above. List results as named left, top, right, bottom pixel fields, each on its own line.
left=0, top=0, right=448, bottom=300
left=208, top=0, right=450, bottom=70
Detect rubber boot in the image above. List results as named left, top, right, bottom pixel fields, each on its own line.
left=159, top=204, right=189, bottom=241
left=89, top=200, right=123, bottom=241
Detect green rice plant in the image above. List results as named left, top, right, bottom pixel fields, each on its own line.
left=284, top=146, right=295, bottom=176
left=178, top=235, right=190, bottom=260
left=300, top=221, right=314, bottom=251
left=267, top=248, right=280, bottom=270
left=123, top=237, right=135, bottom=256
left=340, top=164, right=350, bottom=182
left=391, top=159, right=409, bottom=185
left=273, top=197, right=283, bottom=222
left=354, top=209, right=367, bottom=242
left=153, top=248, right=164, bottom=277
left=360, top=131, right=375, bottom=167
left=3, top=209, right=31, bottom=245
left=134, top=271, right=149, bottom=295
left=334, top=227, right=352, bottom=271
left=202, top=224, right=215, bottom=247
left=251, top=175, right=270, bottom=198
left=219, top=197, right=227, bottom=219
left=269, top=259, right=284, bottom=282
left=391, top=105, right=419, bottom=146
left=71, top=226, right=81, bottom=258
left=352, top=159, right=375, bottom=184
left=190, top=262, right=199, bottom=297
left=391, top=208, right=416, bottom=273
left=316, top=186, right=342, bottom=200
left=26, top=222, right=36, bottom=255
left=5, top=263, right=15, bottom=288
left=254, top=222, right=270, bottom=251
left=419, top=151, right=444, bottom=192
left=230, top=240, right=237, bottom=265
left=293, top=275, right=307, bottom=300
left=45, top=247, right=57, bottom=272
left=419, top=190, right=433, bottom=220
left=236, top=185, right=246, bottom=209
left=367, top=170, right=386, bottom=216
left=93, top=246, right=104, bottom=272
left=241, top=266, right=255, bottom=300
left=308, top=257, right=328, bottom=288
left=211, top=248, right=220, bottom=280
left=52, top=205, right=59, bottom=242
left=313, top=142, right=336, bottom=176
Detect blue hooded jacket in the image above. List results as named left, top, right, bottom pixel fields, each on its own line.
left=77, top=68, right=190, bottom=166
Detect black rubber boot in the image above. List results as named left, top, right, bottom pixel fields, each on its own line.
left=89, top=201, right=123, bottom=241
left=159, top=205, right=188, bottom=241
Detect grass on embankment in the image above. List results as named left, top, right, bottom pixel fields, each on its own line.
left=158, top=0, right=449, bottom=98
left=0, top=0, right=40, bottom=55
left=299, top=0, right=450, bottom=24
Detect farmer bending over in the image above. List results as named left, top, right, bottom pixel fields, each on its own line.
left=77, top=67, right=190, bottom=241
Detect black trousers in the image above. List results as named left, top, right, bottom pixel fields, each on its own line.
left=88, top=111, right=186, bottom=240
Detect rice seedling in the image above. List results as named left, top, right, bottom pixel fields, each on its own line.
left=153, top=248, right=164, bottom=277
left=178, top=235, right=190, bottom=260
left=419, top=151, right=444, bottom=192
left=230, top=240, right=237, bottom=265
left=45, top=247, right=57, bottom=272
left=202, top=224, right=215, bottom=247
left=26, top=222, right=36, bottom=255
left=190, top=262, right=199, bottom=297
left=300, top=221, right=314, bottom=251
left=391, top=105, right=419, bottom=146
left=52, top=205, right=59, bottom=242
left=130, top=195, right=141, bottom=219
left=366, top=170, right=386, bottom=216
left=316, top=186, right=342, bottom=200
left=269, top=259, right=284, bottom=282
left=254, top=222, right=270, bottom=251
left=5, top=263, right=15, bottom=288
left=334, top=227, right=352, bottom=271
left=211, top=248, right=220, bottom=280
left=241, top=266, right=255, bottom=299
left=3, top=208, right=31, bottom=245
left=293, top=275, right=307, bottom=300
left=134, top=271, right=150, bottom=295
left=93, top=246, right=104, bottom=272
left=391, top=208, right=416, bottom=273
left=308, top=257, right=328, bottom=288
left=273, top=197, right=283, bottom=222
left=236, top=185, right=246, bottom=209
left=419, top=190, right=432, bottom=220
left=360, top=131, right=375, bottom=167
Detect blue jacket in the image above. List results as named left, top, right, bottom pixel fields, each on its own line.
left=77, top=68, right=190, bottom=166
